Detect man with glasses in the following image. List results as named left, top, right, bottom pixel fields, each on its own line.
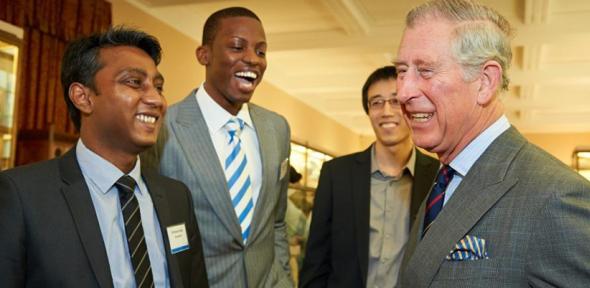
left=300, top=66, right=439, bottom=288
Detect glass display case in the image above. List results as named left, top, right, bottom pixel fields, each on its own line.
left=0, top=32, right=20, bottom=171
left=289, top=142, right=332, bottom=190
left=287, top=142, right=333, bottom=285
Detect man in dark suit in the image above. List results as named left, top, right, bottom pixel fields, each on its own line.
left=394, top=1, right=590, bottom=287
left=300, top=66, right=439, bottom=288
left=0, top=27, right=208, bottom=288
left=143, top=7, right=292, bottom=288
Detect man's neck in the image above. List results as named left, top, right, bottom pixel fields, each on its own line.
left=203, top=81, right=242, bottom=116
left=374, top=139, right=413, bottom=177
left=79, top=134, right=138, bottom=174
left=438, top=104, right=504, bottom=164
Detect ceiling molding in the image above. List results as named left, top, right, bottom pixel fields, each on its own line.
left=524, top=0, right=551, bottom=24
left=318, top=0, right=372, bottom=35
left=119, top=0, right=590, bottom=134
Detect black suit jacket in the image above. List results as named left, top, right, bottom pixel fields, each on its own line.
left=299, top=146, right=439, bottom=288
left=0, top=149, right=209, bottom=288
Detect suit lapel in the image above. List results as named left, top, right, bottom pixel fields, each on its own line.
left=247, top=105, right=275, bottom=242
left=59, top=149, right=114, bottom=288
left=405, top=127, right=524, bottom=287
left=174, top=93, right=242, bottom=241
left=351, top=146, right=372, bottom=286
left=142, top=169, right=184, bottom=288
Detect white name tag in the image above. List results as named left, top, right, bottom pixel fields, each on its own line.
left=166, top=223, right=189, bottom=254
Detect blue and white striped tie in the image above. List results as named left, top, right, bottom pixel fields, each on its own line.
left=224, top=118, right=254, bottom=244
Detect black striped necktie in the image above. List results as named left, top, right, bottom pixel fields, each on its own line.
left=115, top=175, right=154, bottom=288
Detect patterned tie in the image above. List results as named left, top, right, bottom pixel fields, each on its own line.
left=224, top=118, right=254, bottom=244
left=115, top=175, right=154, bottom=288
left=422, top=165, right=455, bottom=237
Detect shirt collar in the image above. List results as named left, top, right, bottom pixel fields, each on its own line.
left=449, top=115, right=510, bottom=177
left=76, top=139, right=143, bottom=195
left=196, top=82, right=254, bottom=133
left=370, top=144, right=416, bottom=177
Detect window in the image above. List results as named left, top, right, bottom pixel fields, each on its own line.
left=289, top=142, right=332, bottom=189
left=0, top=27, right=21, bottom=170
left=572, top=146, right=590, bottom=181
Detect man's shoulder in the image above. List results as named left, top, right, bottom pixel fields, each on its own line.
left=248, top=103, right=288, bottom=124
left=323, top=148, right=371, bottom=169
left=165, top=92, right=198, bottom=118
left=1, top=157, right=61, bottom=183
left=481, top=132, right=590, bottom=197
left=517, top=142, right=588, bottom=185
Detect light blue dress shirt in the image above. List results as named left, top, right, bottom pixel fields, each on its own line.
left=76, top=140, right=170, bottom=288
left=443, top=115, right=511, bottom=205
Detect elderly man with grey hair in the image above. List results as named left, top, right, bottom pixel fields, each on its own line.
left=394, top=0, right=590, bottom=287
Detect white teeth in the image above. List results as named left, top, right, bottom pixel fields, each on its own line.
left=235, top=71, right=258, bottom=80
left=411, top=113, right=433, bottom=122
left=381, top=123, right=398, bottom=128
left=136, top=114, right=156, bottom=124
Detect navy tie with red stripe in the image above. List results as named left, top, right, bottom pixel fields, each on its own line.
left=422, top=165, right=455, bottom=237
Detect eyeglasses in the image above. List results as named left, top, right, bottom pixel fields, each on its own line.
left=368, top=97, right=401, bottom=110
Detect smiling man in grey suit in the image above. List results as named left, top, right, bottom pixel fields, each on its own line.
left=0, top=27, right=208, bottom=287
left=144, top=7, right=292, bottom=288
left=393, top=0, right=590, bottom=287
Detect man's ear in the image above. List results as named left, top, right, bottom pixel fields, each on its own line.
left=196, top=45, right=210, bottom=65
left=477, top=60, right=502, bottom=106
left=68, top=83, right=94, bottom=114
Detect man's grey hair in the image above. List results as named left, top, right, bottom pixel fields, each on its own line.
left=406, top=0, right=513, bottom=91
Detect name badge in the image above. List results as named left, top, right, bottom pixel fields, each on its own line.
left=166, top=223, right=190, bottom=254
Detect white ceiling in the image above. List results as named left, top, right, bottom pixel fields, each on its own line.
left=127, top=0, right=590, bottom=136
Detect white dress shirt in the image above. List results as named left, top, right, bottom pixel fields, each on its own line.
left=195, top=83, right=263, bottom=208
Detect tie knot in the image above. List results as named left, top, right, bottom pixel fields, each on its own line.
left=225, top=118, right=245, bottom=141
left=115, top=175, right=137, bottom=198
left=439, top=165, right=455, bottom=185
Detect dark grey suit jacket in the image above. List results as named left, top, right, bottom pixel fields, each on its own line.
left=399, top=127, right=590, bottom=288
left=0, top=149, right=209, bottom=288
left=143, top=91, right=292, bottom=288
left=300, top=146, right=439, bottom=288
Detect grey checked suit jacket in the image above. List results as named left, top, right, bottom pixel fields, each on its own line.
left=398, top=127, right=590, bottom=288
left=143, top=90, right=293, bottom=288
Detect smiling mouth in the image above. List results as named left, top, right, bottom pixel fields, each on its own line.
left=380, top=122, right=399, bottom=128
left=235, top=71, right=258, bottom=85
left=136, top=114, right=157, bottom=124
left=409, top=113, right=433, bottom=123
